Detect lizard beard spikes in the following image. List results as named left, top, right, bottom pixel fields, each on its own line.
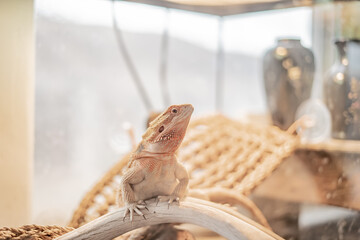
left=157, top=130, right=176, bottom=142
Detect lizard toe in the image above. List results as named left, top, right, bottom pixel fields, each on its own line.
left=124, top=203, right=147, bottom=222
left=168, top=196, right=180, bottom=204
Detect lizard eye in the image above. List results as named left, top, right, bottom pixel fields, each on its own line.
left=172, top=108, right=178, bottom=114
left=159, top=126, right=164, bottom=133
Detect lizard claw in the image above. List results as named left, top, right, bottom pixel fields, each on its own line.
left=123, top=202, right=146, bottom=222
left=168, top=196, right=180, bottom=209
left=168, top=196, right=180, bottom=204
left=156, top=197, right=159, bottom=206
left=155, top=195, right=180, bottom=209
left=141, top=200, right=149, bottom=211
left=156, top=195, right=170, bottom=206
left=137, top=200, right=149, bottom=211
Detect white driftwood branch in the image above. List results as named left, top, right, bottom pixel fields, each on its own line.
left=56, top=198, right=283, bottom=240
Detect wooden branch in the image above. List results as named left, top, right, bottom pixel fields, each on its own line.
left=57, top=198, right=283, bottom=240
left=195, top=188, right=272, bottom=230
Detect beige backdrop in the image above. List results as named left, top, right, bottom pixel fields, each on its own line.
left=0, top=0, right=34, bottom=227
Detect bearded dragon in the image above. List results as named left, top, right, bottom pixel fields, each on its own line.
left=118, top=104, right=193, bottom=221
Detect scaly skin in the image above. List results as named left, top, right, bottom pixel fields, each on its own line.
left=118, top=104, right=194, bottom=221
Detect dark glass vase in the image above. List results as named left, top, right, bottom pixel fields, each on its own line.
left=324, top=39, right=360, bottom=140
left=263, top=38, right=315, bottom=130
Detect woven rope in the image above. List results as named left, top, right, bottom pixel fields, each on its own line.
left=68, top=114, right=298, bottom=229
left=0, top=225, right=73, bottom=240
left=182, top=115, right=297, bottom=194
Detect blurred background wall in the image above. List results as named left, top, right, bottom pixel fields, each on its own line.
left=33, top=0, right=312, bottom=225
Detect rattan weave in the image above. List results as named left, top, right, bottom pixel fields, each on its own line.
left=0, top=225, right=73, bottom=240
left=181, top=115, right=297, bottom=194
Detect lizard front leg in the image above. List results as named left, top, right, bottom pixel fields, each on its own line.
left=168, top=161, right=189, bottom=204
left=120, top=167, right=147, bottom=221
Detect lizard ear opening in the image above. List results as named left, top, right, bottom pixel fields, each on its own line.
left=159, top=126, right=165, bottom=133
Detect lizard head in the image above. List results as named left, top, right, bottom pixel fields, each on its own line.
left=141, top=104, right=194, bottom=154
